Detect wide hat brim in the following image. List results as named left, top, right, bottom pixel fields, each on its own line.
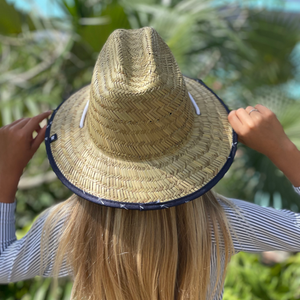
left=45, top=77, right=237, bottom=210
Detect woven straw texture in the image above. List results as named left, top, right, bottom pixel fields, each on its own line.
left=48, top=27, right=232, bottom=205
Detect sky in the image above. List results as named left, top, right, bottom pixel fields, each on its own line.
left=7, top=0, right=64, bottom=17
left=7, top=0, right=300, bottom=18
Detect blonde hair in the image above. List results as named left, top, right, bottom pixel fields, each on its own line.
left=41, top=191, right=235, bottom=300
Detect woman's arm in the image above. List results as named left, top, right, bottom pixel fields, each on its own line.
left=226, top=104, right=300, bottom=253
left=219, top=198, right=300, bottom=253
left=0, top=111, right=71, bottom=283
left=228, top=104, right=300, bottom=187
left=0, top=203, right=70, bottom=283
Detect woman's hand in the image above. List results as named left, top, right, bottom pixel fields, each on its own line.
left=228, top=104, right=300, bottom=187
left=0, top=111, right=52, bottom=203
left=228, top=104, right=292, bottom=158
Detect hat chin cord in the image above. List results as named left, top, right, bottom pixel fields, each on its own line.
left=79, top=92, right=200, bottom=129
left=188, top=92, right=200, bottom=115
left=79, top=100, right=90, bottom=128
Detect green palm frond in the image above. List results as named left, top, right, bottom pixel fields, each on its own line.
left=239, top=10, right=300, bottom=88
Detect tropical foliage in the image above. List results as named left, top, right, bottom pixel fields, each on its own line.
left=0, top=0, right=299, bottom=299
left=224, top=252, right=300, bottom=300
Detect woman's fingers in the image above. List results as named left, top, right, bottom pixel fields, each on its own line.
left=32, top=124, right=42, bottom=135
left=245, top=106, right=257, bottom=114
left=230, top=106, right=264, bottom=136
left=27, top=111, right=51, bottom=150
left=228, top=104, right=291, bottom=158
left=11, top=118, right=31, bottom=130
left=245, top=106, right=263, bottom=122
left=228, top=110, right=243, bottom=135
left=235, top=108, right=255, bottom=127
left=23, top=111, right=52, bottom=137
left=8, top=112, right=50, bottom=147
left=0, top=111, right=52, bottom=195
left=7, top=118, right=29, bottom=129
left=31, top=124, right=47, bottom=151
left=255, top=104, right=271, bottom=114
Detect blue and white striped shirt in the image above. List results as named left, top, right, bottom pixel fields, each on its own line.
left=1, top=186, right=300, bottom=299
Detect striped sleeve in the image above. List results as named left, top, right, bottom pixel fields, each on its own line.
left=0, top=202, right=17, bottom=255
left=221, top=199, right=300, bottom=253
left=294, top=186, right=300, bottom=195
left=0, top=204, right=71, bottom=283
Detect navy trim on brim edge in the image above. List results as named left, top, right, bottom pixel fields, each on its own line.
left=45, top=78, right=238, bottom=210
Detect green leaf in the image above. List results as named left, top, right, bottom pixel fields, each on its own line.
left=78, top=3, right=131, bottom=52
left=0, top=0, right=22, bottom=35
left=25, top=97, right=40, bottom=116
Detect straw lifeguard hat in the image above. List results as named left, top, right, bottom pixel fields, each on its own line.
left=45, top=27, right=237, bottom=210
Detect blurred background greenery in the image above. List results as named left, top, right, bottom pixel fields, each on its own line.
left=0, top=0, right=300, bottom=299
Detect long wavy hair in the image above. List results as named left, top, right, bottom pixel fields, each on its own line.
left=41, top=190, right=235, bottom=300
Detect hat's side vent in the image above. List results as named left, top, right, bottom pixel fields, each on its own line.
left=80, top=100, right=90, bottom=128
left=188, top=92, right=200, bottom=115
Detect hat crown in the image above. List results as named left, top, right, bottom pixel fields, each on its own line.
left=86, top=27, right=194, bottom=160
